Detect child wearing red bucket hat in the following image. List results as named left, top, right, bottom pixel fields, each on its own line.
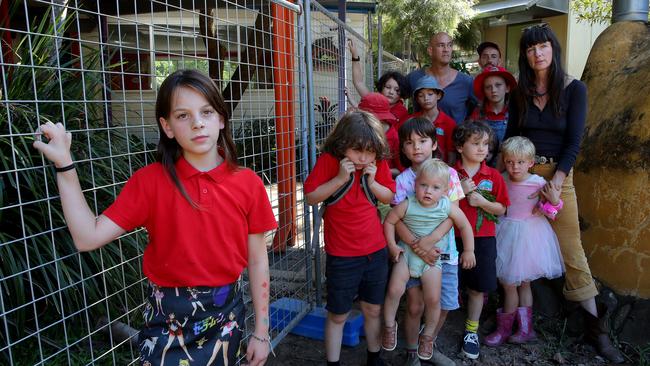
left=359, top=92, right=401, bottom=177
left=469, top=66, right=517, bottom=166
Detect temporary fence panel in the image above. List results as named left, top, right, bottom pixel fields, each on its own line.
left=0, top=0, right=309, bottom=364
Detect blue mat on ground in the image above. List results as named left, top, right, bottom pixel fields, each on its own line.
left=270, top=297, right=365, bottom=347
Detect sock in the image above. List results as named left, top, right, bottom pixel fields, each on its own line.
left=465, top=319, right=479, bottom=333
left=367, top=349, right=380, bottom=365
left=327, top=361, right=340, bottom=366
left=406, top=345, right=418, bottom=355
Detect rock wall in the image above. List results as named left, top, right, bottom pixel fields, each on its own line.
left=576, top=21, right=650, bottom=298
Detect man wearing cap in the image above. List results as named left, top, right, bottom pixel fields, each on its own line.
left=407, top=32, right=476, bottom=125
left=477, top=41, right=503, bottom=69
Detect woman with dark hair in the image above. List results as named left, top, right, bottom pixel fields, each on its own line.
left=505, top=24, right=624, bottom=364
left=348, top=39, right=409, bottom=122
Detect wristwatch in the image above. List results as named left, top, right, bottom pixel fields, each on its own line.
left=351, top=56, right=360, bottom=62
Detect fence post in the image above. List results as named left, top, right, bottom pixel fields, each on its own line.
left=296, top=0, right=314, bottom=305
left=377, top=12, right=383, bottom=80
left=337, top=0, right=346, bottom=117
left=271, top=2, right=297, bottom=252
left=367, top=11, right=374, bottom=91
left=303, top=0, right=323, bottom=307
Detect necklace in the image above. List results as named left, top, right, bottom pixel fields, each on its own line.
left=532, top=86, right=547, bottom=97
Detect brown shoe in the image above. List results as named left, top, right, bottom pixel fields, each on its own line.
left=381, top=322, right=398, bottom=351
left=417, top=334, right=434, bottom=360
left=583, top=307, right=625, bottom=363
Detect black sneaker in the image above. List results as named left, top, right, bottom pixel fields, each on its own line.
left=462, top=331, right=480, bottom=359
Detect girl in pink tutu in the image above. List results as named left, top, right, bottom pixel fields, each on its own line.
left=485, top=136, right=565, bottom=347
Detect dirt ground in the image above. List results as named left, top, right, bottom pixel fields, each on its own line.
left=267, top=305, right=624, bottom=366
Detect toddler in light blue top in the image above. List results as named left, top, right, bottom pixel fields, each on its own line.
left=400, top=194, right=451, bottom=275
left=383, top=159, right=475, bottom=360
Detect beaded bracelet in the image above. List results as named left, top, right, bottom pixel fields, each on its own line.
left=250, top=333, right=276, bottom=356
left=55, top=163, right=75, bottom=173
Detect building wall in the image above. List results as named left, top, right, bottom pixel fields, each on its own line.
left=480, top=12, right=607, bottom=78
left=565, top=9, right=608, bottom=78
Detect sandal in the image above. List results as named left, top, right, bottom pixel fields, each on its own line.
left=381, top=322, right=398, bottom=351
left=418, top=334, right=434, bottom=360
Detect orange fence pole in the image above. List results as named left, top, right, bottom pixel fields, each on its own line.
left=271, top=3, right=296, bottom=252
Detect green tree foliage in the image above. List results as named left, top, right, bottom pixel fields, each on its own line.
left=378, top=0, right=476, bottom=65
left=571, top=0, right=612, bottom=24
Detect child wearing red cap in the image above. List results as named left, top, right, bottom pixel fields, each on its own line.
left=358, top=92, right=401, bottom=177
left=469, top=66, right=517, bottom=166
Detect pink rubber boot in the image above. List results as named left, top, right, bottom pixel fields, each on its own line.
left=508, top=306, right=537, bottom=344
left=484, top=309, right=515, bottom=347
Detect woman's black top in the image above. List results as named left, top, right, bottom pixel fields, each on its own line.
left=506, top=79, right=587, bottom=174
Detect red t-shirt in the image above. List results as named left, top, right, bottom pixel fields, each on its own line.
left=405, top=109, right=456, bottom=163
left=469, top=105, right=508, bottom=121
left=385, top=126, right=400, bottom=170
left=390, top=100, right=409, bottom=122
left=103, top=158, right=278, bottom=287
left=453, top=161, right=510, bottom=237
left=303, top=153, right=396, bottom=256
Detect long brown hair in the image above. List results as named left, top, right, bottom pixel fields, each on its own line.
left=321, top=110, right=390, bottom=160
left=155, top=69, right=238, bottom=206
left=514, top=23, right=566, bottom=124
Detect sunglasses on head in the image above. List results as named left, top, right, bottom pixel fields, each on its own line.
left=522, top=22, right=550, bottom=32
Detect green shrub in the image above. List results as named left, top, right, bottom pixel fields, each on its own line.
left=0, top=5, right=150, bottom=363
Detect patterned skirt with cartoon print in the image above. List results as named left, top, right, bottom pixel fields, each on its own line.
left=139, top=281, right=245, bottom=366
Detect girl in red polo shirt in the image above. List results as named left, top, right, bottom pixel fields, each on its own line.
left=33, top=69, right=276, bottom=366
left=304, top=111, right=396, bottom=366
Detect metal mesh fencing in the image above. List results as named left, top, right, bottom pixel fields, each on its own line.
left=0, top=0, right=309, bottom=364
left=379, top=50, right=408, bottom=75
left=307, top=0, right=378, bottom=146
left=0, top=0, right=402, bottom=364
